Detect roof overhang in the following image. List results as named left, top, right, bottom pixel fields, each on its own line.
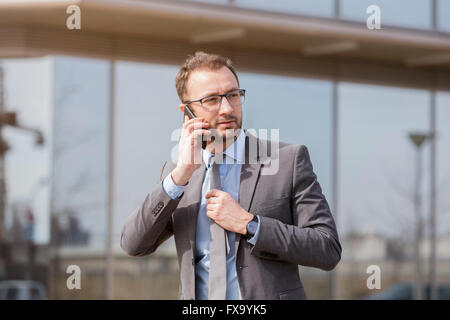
left=1, top=0, right=450, bottom=90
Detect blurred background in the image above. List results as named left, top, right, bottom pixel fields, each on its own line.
left=0, top=0, right=449, bottom=300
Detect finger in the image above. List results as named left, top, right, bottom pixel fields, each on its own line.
left=205, top=189, right=221, bottom=198
left=206, top=210, right=217, bottom=220
left=183, top=117, right=205, bottom=129
left=192, top=129, right=212, bottom=140
left=186, top=117, right=205, bottom=125
left=185, top=120, right=210, bottom=133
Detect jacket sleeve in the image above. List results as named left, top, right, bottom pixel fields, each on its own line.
left=250, top=145, right=342, bottom=271
left=120, top=161, right=181, bottom=256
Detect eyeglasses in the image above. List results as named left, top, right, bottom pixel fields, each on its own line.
left=184, top=89, right=246, bottom=112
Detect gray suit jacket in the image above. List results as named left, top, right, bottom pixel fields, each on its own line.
left=120, top=130, right=341, bottom=300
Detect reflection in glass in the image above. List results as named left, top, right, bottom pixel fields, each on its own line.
left=341, top=0, right=432, bottom=29
left=436, top=92, right=450, bottom=235
left=234, top=0, right=334, bottom=17
left=114, top=61, right=180, bottom=246
left=338, top=83, right=431, bottom=299
left=184, top=0, right=229, bottom=4
left=438, top=0, right=450, bottom=32
left=339, top=83, right=430, bottom=237
left=52, top=56, right=110, bottom=249
left=1, top=58, right=52, bottom=245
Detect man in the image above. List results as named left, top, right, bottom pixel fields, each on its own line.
left=121, top=51, right=341, bottom=300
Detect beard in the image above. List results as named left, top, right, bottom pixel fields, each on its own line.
left=214, top=115, right=241, bottom=139
left=206, top=115, right=242, bottom=150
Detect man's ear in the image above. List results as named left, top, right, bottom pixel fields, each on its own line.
left=179, top=104, right=185, bottom=113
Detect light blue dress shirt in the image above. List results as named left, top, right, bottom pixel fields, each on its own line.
left=162, top=130, right=260, bottom=300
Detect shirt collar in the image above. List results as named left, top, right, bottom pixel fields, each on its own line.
left=202, top=129, right=246, bottom=166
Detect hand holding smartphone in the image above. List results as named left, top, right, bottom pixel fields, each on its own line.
left=171, top=106, right=211, bottom=186
left=184, top=105, right=209, bottom=149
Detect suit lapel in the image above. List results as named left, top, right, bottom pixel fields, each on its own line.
left=236, top=132, right=262, bottom=256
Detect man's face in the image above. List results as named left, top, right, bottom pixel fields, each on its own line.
left=180, top=66, right=242, bottom=141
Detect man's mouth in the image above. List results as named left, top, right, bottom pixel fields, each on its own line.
left=217, top=120, right=235, bottom=126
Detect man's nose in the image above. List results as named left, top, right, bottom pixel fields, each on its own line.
left=218, top=96, right=233, bottom=115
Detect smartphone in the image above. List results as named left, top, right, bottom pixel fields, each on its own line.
left=184, top=105, right=208, bottom=149
left=184, top=105, right=196, bottom=120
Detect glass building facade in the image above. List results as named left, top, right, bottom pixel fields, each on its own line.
left=1, top=0, right=449, bottom=300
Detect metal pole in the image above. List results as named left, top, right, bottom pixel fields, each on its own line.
left=334, top=0, right=340, bottom=18
left=413, top=144, right=424, bottom=300
left=330, top=78, right=339, bottom=300
left=429, top=90, right=437, bottom=300
left=105, top=60, right=116, bottom=300
left=0, top=65, right=9, bottom=280
left=0, top=66, right=5, bottom=245
left=48, top=82, right=57, bottom=299
left=429, top=0, right=438, bottom=300
left=431, top=0, right=437, bottom=31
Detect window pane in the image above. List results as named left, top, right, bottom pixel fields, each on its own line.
left=52, top=56, right=110, bottom=249
left=183, top=0, right=229, bottom=4
left=239, top=72, right=333, bottom=201
left=438, top=0, right=450, bottom=32
left=114, top=61, right=181, bottom=299
left=115, top=61, right=181, bottom=245
left=1, top=58, right=52, bottom=246
left=234, top=0, right=334, bottom=17
left=436, top=92, right=450, bottom=237
left=339, top=83, right=430, bottom=299
left=341, top=0, right=432, bottom=29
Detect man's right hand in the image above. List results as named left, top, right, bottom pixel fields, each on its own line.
left=171, top=116, right=211, bottom=186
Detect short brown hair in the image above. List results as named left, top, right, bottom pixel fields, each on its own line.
left=175, top=51, right=239, bottom=103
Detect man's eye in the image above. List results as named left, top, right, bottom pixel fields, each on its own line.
left=204, top=97, right=220, bottom=104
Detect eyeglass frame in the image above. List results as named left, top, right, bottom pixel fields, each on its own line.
left=183, top=88, right=246, bottom=111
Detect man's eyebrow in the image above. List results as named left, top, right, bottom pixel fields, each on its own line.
left=202, top=87, right=239, bottom=97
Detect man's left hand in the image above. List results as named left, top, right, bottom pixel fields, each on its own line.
left=205, top=189, right=253, bottom=235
